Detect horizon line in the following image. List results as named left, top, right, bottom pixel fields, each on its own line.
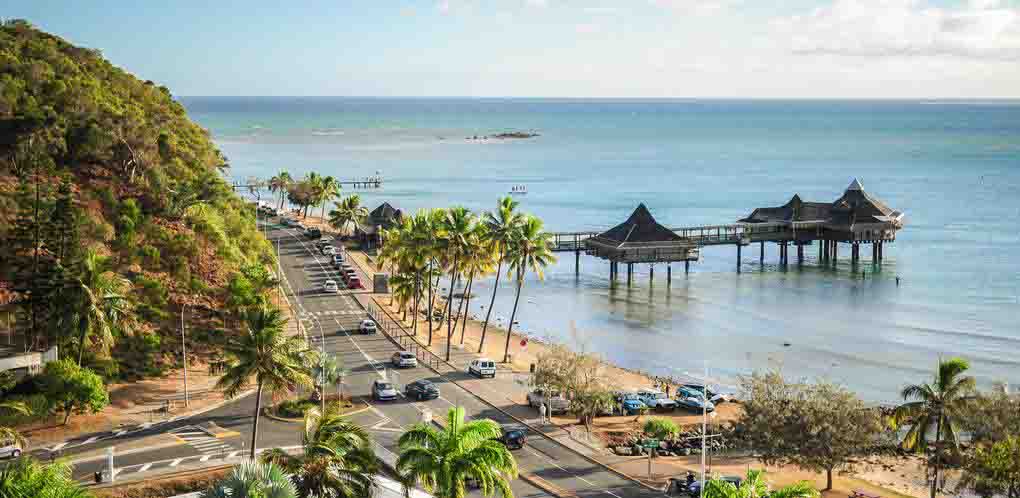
left=178, top=95, right=1020, bottom=101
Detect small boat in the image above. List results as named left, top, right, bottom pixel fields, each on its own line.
left=509, top=184, right=528, bottom=195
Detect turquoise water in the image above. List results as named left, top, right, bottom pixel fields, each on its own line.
left=183, top=97, right=1020, bottom=402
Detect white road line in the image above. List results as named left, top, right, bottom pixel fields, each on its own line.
left=50, top=442, right=68, bottom=451
left=602, top=490, right=623, bottom=498
left=228, top=451, right=240, bottom=458
left=114, top=430, right=127, bottom=436
left=82, top=436, right=98, bottom=444
left=200, top=455, right=213, bottom=462
left=139, top=463, right=152, bottom=472
left=169, top=458, right=183, bottom=467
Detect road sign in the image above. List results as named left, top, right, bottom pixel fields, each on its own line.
left=520, top=339, right=528, bottom=348
left=641, top=439, right=660, bottom=449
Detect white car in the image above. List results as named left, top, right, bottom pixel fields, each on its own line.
left=323, top=280, right=339, bottom=293
left=391, top=351, right=418, bottom=368
left=468, top=358, right=496, bottom=378
left=322, top=245, right=336, bottom=256
left=0, top=439, right=22, bottom=459
left=637, top=388, right=677, bottom=411
left=360, top=319, right=377, bottom=334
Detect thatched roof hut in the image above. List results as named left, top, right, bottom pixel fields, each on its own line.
left=584, top=204, right=697, bottom=263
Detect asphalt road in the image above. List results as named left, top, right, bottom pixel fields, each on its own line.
left=54, top=220, right=659, bottom=498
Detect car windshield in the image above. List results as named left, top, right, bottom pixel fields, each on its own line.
left=647, top=392, right=666, bottom=399
left=377, top=383, right=393, bottom=390
left=401, top=352, right=414, bottom=358
left=481, top=362, right=493, bottom=367
left=623, top=394, right=641, bottom=401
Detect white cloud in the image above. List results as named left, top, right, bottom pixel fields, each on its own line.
left=780, top=0, right=1020, bottom=60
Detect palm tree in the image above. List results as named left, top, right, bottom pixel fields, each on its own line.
left=455, top=224, right=493, bottom=345
left=201, top=460, right=298, bottom=498
left=64, top=248, right=130, bottom=366
left=479, top=197, right=521, bottom=354
left=317, top=176, right=342, bottom=221
left=397, top=406, right=517, bottom=498
left=0, top=401, right=30, bottom=453
left=329, top=194, right=369, bottom=237
left=269, top=171, right=293, bottom=211
left=439, top=207, right=476, bottom=362
left=314, top=353, right=349, bottom=404
left=703, top=469, right=818, bottom=498
left=0, top=457, right=93, bottom=498
left=214, top=305, right=314, bottom=459
left=260, top=407, right=378, bottom=498
left=424, top=209, right=448, bottom=340
left=892, top=357, right=976, bottom=498
left=389, top=273, right=416, bottom=320
left=502, top=215, right=555, bottom=363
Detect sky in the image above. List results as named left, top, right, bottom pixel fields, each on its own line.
left=5, top=0, right=1020, bottom=98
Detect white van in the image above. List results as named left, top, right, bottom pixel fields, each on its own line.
left=468, top=358, right=496, bottom=378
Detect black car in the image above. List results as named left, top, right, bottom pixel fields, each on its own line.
left=305, top=227, right=322, bottom=239
left=495, top=429, right=526, bottom=450
left=404, top=380, right=440, bottom=401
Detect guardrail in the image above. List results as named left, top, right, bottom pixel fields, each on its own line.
left=365, top=303, right=444, bottom=372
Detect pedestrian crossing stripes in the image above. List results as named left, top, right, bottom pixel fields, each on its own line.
left=170, top=426, right=234, bottom=455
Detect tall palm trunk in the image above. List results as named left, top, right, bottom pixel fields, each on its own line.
left=411, top=275, right=421, bottom=336
left=931, top=411, right=943, bottom=498
left=444, top=256, right=460, bottom=362
left=250, top=381, right=265, bottom=459
left=503, top=266, right=524, bottom=364
left=479, top=248, right=504, bottom=353
left=76, top=307, right=89, bottom=366
left=458, top=272, right=475, bottom=345
left=426, top=263, right=435, bottom=345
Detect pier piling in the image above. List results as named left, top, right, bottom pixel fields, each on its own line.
left=627, top=263, right=633, bottom=286
left=760, top=241, right=764, bottom=265
left=685, top=260, right=689, bottom=274
left=575, top=250, right=580, bottom=276
left=667, top=265, right=671, bottom=285
left=736, top=244, right=742, bottom=273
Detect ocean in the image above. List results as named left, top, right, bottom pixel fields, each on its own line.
left=182, top=97, right=1020, bottom=403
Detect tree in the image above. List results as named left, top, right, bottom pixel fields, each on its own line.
left=455, top=225, right=493, bottom=345
left=0, top=401, right=30, bottom=451
left=316, top=176, right=342, bottom=221
left=438, top=207, right=475, bottom=362
left=201, top=460, right=298, bottom=498
left=703, top=469, right=818, bottom=498
left=260, top=406, right=378, bottom=498
left=532, top=342, right=614, bottom=432
left=269, top=171, right=293, bottom=211
left=960, top=386, right=1020, bottom=445
left=734, top=370, right=883, bottom=491
left=479, top=197, right=521, bottom=354
left=0, top=457, right=94, bottom=498
left=38, top=359, right=109, bottom=425
left=643, top=417, right=680, bottom=440
left=214, top=305, right=314, bottom=459
left=892, top=357, right=976, bottom=498
left=328, top=194, right=369, bottom=237
left=62, top=248, right=130, bottom=365
left=397, top=406, right=518, bottom=498
left=958, top=436, right=1020, bottom=498
left=314, top=353, right=349, bottom=403
left=503, top=215, right=554, bottom=363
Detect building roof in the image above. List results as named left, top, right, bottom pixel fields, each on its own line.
left=592, top=204, right=683, bottom=246
left=739, top=179, right=904, bottom=229
left=361, top=202, right=403, bottom=234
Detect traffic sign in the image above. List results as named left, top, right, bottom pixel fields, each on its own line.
left=641, top=439, right=660, bottom=448
left=520, top=339, right=528, bottom=348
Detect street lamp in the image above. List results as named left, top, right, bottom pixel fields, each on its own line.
left=180, top=303, right=189, bottom=407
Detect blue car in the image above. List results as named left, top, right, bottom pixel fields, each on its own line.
left=615, top=392, right=647, bottom=415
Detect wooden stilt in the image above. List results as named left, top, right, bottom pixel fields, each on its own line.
left=760, top=241, right=765, bottom=265
left=575, top=250, right=580, bottom=276
left=797, top=244, right=804, bottom=264
left=627, top=263, right=633, bottom=286
left=736, top=244, right=742, bottom=273
left=685, top=260, right=690, bottom=274
left=649, top=265, right=654, bottom=282
left=667, top=265, right=671, bottom=285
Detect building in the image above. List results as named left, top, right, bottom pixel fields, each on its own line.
left=357, top=202, right=403, bottom=250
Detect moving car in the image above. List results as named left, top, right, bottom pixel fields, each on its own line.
left=0, top=439, right=23, bottom=459
left=332, top=254, right=344, bottom=266
left=342, top=268, right=357, bottom=281
left=405, top=379, right=440, bottom=401
left=526, top=389, right=569, bottom=414
left=323, top=280, right=339, bottom=293
left=305, top=227, right=321, bottom=239
left=281, top=218, right=297, bottom=227
left=372, top=380, right=398, bottom=401
left=495, top=429, right=526, bottom=450
left=359, top=319, right=377, bottom=334
left=346, top=276, right=363, bottom=289
left=680, top=383, right=733, bottom=404
left=467, top=358, right=496, bottom=378
left=637, top=388, right=677, bottom=411
left=391, top=351, right=418, bottom=368
left=615, top=391, right=648, bottom=415
left=675, top=386, right=716, bottom=413
left=322, top=245, right=337, bottom=256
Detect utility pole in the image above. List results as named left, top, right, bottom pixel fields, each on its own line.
left=181, top=303, right=189, bottom=407
left=701, top=363, right=707, bottom=485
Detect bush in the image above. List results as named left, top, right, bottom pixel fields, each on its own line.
left=139, top=244, right=160, bottom=269
left=38, top=360, right=109, bottom=424
left=275, top=399, right=316, bottom=418
left=644, top=417, right=680, bottom=440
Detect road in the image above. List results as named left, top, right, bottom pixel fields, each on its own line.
left=53, top=220, right=659, bottom=498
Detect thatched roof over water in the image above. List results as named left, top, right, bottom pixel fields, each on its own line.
left=739, top=179, right=904, bottom=230
left=591, top=204, right=683, bottom=245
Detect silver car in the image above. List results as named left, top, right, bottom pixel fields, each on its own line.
left=0, top=439, right=23, bottom=459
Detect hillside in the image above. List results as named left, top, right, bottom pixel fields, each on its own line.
left=0, top=19, right=274, bottom=380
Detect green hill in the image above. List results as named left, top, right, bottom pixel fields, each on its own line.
left=0, top=20, right=274, bottom=380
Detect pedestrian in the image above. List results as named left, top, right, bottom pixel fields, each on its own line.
left=538, top=402, right=547, bottom=424
left=896, top=276, right=900, bottom=286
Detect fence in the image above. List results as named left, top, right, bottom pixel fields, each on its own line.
left=365, top=302, right=444, bottom=372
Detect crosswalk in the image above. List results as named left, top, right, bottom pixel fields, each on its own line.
left=170, top=426, right=234, bottom=455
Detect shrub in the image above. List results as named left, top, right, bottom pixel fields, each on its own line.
left=275, top=399, right=316, bottom=418
left=643, top=417, right=680, bottom=440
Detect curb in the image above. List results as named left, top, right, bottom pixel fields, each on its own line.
left=367, top=297, right=663, bottom=494
left=520, top=472, right=577, bottom=498
left=261, top=401, right=373, bottom=424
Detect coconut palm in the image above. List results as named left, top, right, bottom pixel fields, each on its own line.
left=892, top=357, right=976, bottom=498
left=269, top=171, right=293, bottom=211
left=479, top=197, right=521, bottom=354
left=214, top=305, right=314, bottom=459
left=314, top=353, right=349, bottom=404
left=455, top=224, right=493, bottom=345
left=328, top=194, right=369, bottom=237
left=502, top=215, right=555, bottom=363
left=201, top=459, right=298, bottom=498
left=260, top=407, right=378, bottom=498
left=703, top=469, right=818, bottom=498
left=438, top=207, right=476, bottom=362
left=316, top=176, right=342, bottom=221
left=397, top=406, right=517, bottom=498
left=0, top=457, right=93, bottom=498
left=63, top=248, right=130, bottom=366
left=389, top=273, right=416, bottom=320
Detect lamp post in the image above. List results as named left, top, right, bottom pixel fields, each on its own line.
left=180, top=303, right=189, bottom=407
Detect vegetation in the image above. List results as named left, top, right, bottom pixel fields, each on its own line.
left=0, top=21, right=274, bottom=393
left=200, top=460, right=297, bottom=498
left=38, top=359, right=109, bottom=425
left=891, top=357, right=976, bottom=498
left=734, top=370, right=883, bottom=491
left=532, top=342, right=614, bottom=432
left=327, top=194, right=368, bottom=236
left=213, top=305, right=314, bottom=458
left=260, top=407, right=378, bottom=498
left=958, top=436, right=1020, bottom=498
left=702, top=469, right=818, bottom=498
left=0, top=456, right=93, bottom=498
left=478, top=197, right=520, bottom=353
left=643, top=417, right=680, bottom=440
left=502, top=215, right=554, bottom=362
left=397, top=406, right=518, bottom=498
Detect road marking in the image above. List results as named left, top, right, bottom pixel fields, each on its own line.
left=114, top=430, right=127, bottom=437
left=228, top=451, right=240, bottom=458
left=139, top=463, right=152, bottom=472
left=169, top=458, right=183, bottom=467
left=200, top=455, right=212, bottom=462
left=50, top=442, right=68, bottom=451
left=602, top=491, right=623, bottom=498
left=82, top=436, right=98, bottom=444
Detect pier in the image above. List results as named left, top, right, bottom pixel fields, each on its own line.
left=552, top=179, right=905, bottom=282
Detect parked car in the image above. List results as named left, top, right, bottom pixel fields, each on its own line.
left=526, top=389, right=569, bottom=414
left=305, top=227, right=322, bottom=239
left=322, top=245, right=337, bottom=256
left=495, top=429, right=526, bottom=450
left=342, top=268, right=357, bottom=281
left=637, top=388, right=677, bottom=411
left=0, top=439, right=23, bottom=459
left=680, top=383, right=733, bottom=404
left=372, top=380, right=397, bottom=401
left=359, top=319, right=377, bottom=334
left=615, top=391, right=648, bottom=415
left=391, top=351, right=418, bottom=368
left=331, top=254, right=345, bottom=266
left=323, top=280, right=339, bottom=293
left=347, top=276, right=363, bottom=289
left=281, top=218, right=297, bottom=227
left=405, top=379, right=440, bottom=401
left=674, top=387, right=715, bottom=413
left=467, top=358, right=496, bottom=378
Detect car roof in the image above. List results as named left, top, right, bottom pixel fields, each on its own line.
left=399, top=351, right=414, bottom=357
left=325, top=279, right=336, bottom=284
left=476, top=357, right=493, bottom=362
